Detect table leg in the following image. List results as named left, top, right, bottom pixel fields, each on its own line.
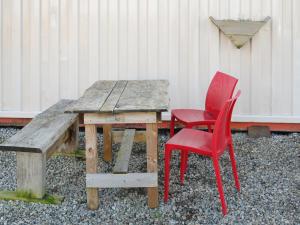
left=146, top=123, right=158, bottom=208
left=103, top=124, right=112, bottom=162
left=85, top=124, right=99, bottom=210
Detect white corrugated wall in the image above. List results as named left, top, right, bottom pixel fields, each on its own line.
left=0, top=0, right=299, bottom=122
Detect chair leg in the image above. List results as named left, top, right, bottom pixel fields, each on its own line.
left=180, top=150, right=188, bottom=185
left=164, top=146, right=172, bottom=202
left=182, top=124, right=193, bottom=174
left=170, top=115, right=175, bottom=137
left=228, top=142, right=240, bottom=191
left=212, top=158, right=227, bottom=215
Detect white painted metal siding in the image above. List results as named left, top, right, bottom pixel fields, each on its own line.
left=0, top=0, right=299, bottom=122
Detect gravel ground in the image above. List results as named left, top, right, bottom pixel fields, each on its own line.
left=0, top=127, right=299, bottom=225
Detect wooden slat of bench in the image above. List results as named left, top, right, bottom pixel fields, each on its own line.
left=100, top=80, right=128, bottom=112
left=113, top=129, right=135, bottom=174
left=64, top=80, right=117, bottom=113
left=0, top=99, right=78, bottom=154
left=86, top=173, right=158, bottom=188
left=114, top=80, right=169, bottom=113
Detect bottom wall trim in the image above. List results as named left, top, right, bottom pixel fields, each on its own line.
left=0, top=118, right=299, bottom=132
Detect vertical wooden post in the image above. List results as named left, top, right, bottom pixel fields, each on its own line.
left=67, top=118, right=79, bottom=153
left=85, top=124, right=99, bottom=210
left=16, top=152, right=46, bottom=198
left=103, top=124, right=112, bottom=162
left=146, top=123, right=158, bottom=208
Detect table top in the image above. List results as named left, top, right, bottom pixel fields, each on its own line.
left=65, top=80, right=169, bottom=113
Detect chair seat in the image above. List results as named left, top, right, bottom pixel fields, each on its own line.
left=166, top=128, right=213, bottom=156
left=172, top=109, right=216, bottom=126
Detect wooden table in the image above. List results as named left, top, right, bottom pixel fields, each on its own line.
left=65, top=80, right=169, bottom=209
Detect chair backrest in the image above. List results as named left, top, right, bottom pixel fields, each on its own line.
left=226, top=90, right=241, bottom=138
left=211, top=90, right=241, bottom=155
left=205, top=71, right=238, bottom=119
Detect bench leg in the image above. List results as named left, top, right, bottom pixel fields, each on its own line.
left=146, top=123, right=158, bottom=208
left=85, top=124, right=99, bottom=210
left=68, top=119, right=79, bottom=152
left=16, top=152, right=46, bottom=199
left=103, top=125, right=112, bottom=162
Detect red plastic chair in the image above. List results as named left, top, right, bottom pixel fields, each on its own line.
left=170, top=71, right=238, bottom=136
left=164, top=91, right=241, bottom=215
left=170, top=71, right=238, bottom=177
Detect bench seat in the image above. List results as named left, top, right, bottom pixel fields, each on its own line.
left=0, top=99, right=79, bottom=198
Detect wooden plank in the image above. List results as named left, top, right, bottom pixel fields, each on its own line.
left=16, top=152, right=46, bottom=198
left=86, top=173, right=158, bottom=188
left=46, top=118, right=79, bottom=158
left=65, top=81, right=117, bottom=113
left=112, top=130, right=146, bottom=144
left=103, top=124, right=112, bottom=162
left=0, top=100, right=78, bottom=153
left=84, top=112, right=157, bottom=124
left=85, top=124, right=99, bottom=210
left=100, top=80, right=128, bottom=112
left=113, top=129, right=135, bottom=174
left=146, top=123, right=158, bottom=208
left=114, top=80, right=169, bottom=113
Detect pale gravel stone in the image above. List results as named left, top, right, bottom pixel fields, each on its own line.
left=0, top=127, right=299, bottom=224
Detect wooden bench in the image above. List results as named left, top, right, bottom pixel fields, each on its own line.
left=86, top=129, right=157, bottom=190
left=0, top=99, right=79, bottom=198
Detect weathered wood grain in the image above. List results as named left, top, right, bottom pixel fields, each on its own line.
left=0, top=100, right=78, bottom=154
left=86, top=173, right=157, bottom=188
left=146, top=123, right=159, bottom=208
left=16, top=152, right=46, bottom=198
left=100, top=80, right=127, bottom=112
left=113, top=129, right=135, bottom=174
left=65, top=80, right=117, bottom=113
left=114, top=80, right=169, bottom=112
left=85, top=124, right=99, bottom=210
left=65, top=80, right=169, bottom=113
left=103, top=124, right=112, bottom=162
left=84, top=112, right=157, bottom=124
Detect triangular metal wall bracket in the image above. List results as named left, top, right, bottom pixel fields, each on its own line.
left=209, top=16, right=271, bottom=49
